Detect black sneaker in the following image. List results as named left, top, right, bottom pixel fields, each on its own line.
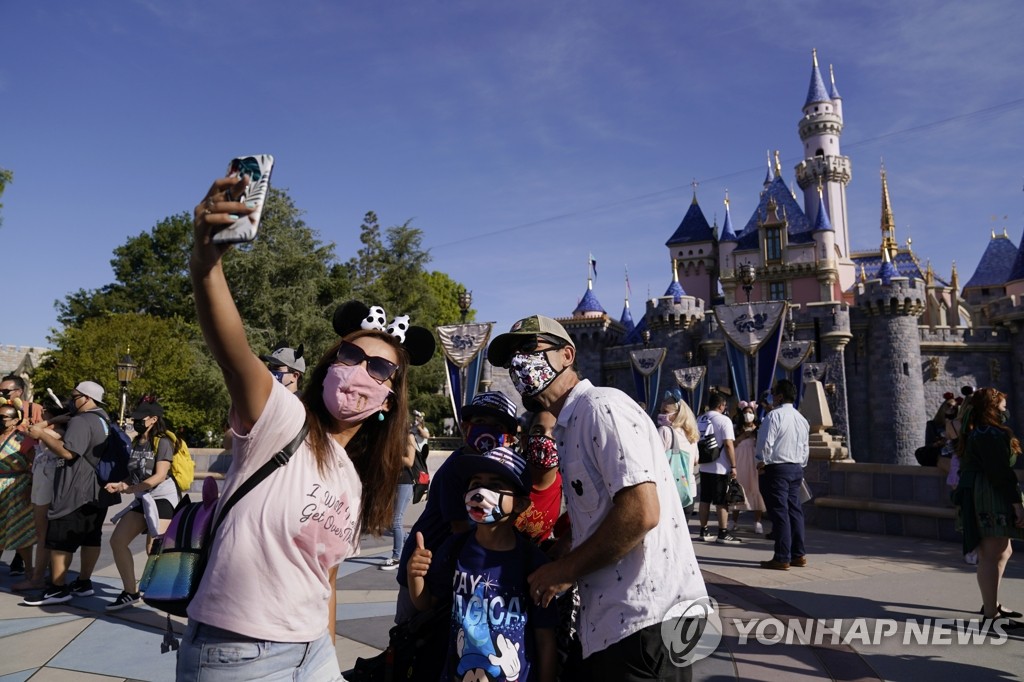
left=9, top=553, right=25, bottom=576
left=105, top=590, right=142, bottom=612
left=716, top=532, right=742, bottom=545
left=69, top=578, right=94, bottom=597
left=22, top=584, right=73, bottom=606
left=698, top=527, right=713, bottom=542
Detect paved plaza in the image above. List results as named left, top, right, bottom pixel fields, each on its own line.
left=1, top=452, right=1022, bottom=681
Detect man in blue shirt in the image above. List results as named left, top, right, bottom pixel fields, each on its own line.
left=755, top=379, right=810, bottom=570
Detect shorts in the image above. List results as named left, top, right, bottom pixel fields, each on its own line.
left=30, top=463, right=58, bottom=506
left=129, top=498, right=176, bottom=520
left=699, top=472, right=730, bottom=506
left=46, top=503, right=106, bottom=552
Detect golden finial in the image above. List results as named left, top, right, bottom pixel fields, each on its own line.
left=880, top=161, right=898, bottom=258
left=812, top=48, right=819, bottom=68
left=951, top=261, right=959, bottom=288
left=691, top=178, right=699, bottom=204
left=925, top=260, right=934, bottom=286
left=724, top=189, right=730, bottom=209
left=816, top=177, right=823, bottom=199
left=859, top=263, right=867, bottom=283
left=829, top=64, right=836, bottom=88
left=1004, top=228, right=1009, bottom=238
left=992, top=229, right=997, bottom=239
left=671, top=258, right=679, bottom=282
left=774, top=150, right=782, bottom=176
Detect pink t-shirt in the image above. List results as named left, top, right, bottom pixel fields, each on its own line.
left=188, top=381, right=362, bottom=642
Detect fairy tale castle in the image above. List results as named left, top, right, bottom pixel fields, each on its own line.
left=554, top=50, right=1024, bottom=466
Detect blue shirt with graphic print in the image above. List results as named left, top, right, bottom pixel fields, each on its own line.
left=426, top=530, right=557, bottom=682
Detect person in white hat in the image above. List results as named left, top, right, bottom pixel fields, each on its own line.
left=23, top=381, right=114, bottom=606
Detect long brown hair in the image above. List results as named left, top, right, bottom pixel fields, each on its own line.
left=302, top=330, right=411, bottom=535
left=957, top=387, right=1021, bottom=457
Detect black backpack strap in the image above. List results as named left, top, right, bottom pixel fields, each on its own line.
left=209, top=422, right=310, bottom=539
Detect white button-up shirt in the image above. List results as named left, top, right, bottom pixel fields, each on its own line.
left=555, top=380, right=708, bottom=657
left=755, top=402, right=810, bottom=466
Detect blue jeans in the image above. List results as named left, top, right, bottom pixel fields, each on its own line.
left=391, top=484, right=414, bottom=561
left=176, top=621, right=343, bottom=681
left=762, top=463, right=806, bottom=563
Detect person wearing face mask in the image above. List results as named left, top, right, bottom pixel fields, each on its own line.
left=101, top=400, right=181, bottom=611
left=729, top=402, right=765, bottom=535
left=489, top=315, right=708, bottom=682
left=260, top=344, right=306, bottom=395
left=0, top=403, right=36, bottom=588
left=408, top=446, right=558, bottom=682
left=22, top=381, right=113, bottom=607
left=515, top=407, right=564, bottom=545
left=180, top=175, right=435, bottom=681
left=657, top=394, right=700, bottom=518
left=392, top=390, right=520, bottom=624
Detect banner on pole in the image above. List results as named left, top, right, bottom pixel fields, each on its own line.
left=777, top=340, right=814, bottom=372
left=437, top=322, right=493, bottom=423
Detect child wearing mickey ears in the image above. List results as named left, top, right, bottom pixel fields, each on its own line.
left=408, top=446, right=557, bottom=682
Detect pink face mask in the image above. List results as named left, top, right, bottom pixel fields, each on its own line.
left=322, top=364, right=392, bottom=424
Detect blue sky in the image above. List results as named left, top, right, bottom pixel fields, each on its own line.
left=3, top=1, right=1023, bottom=349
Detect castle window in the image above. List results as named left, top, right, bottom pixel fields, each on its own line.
left=815, top=149, right=824, bottom=157
left=982, top=288, right=990, bottom=296
left=768, top=281, right=786, bottom=301
left=765, top=227, right=783, bottom=262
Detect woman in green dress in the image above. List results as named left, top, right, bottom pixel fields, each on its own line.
left=956, top=387, right=1024, bottom=627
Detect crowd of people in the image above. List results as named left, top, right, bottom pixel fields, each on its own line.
left=1, top=166, right=1021, bottom=681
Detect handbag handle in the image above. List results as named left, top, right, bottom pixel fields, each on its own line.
left=209, top=422, right=310, bottom=541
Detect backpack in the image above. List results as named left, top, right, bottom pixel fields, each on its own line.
left=410, top=441, right=430, bottom=504
left=665, top=429, right=693, bottom=508
left=88, top=412, right=132, bottom=485
left=696, top=418, right=721, bottom=465
left=157, top=431, right=195, bottom=492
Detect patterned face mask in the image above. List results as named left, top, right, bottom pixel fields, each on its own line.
left=509, top=351, right=562, bottom=397
left=465, top=424, right=507, bottom=453
left=464, top=486, right=510, bottom=524
left=524, top=435, right=558, bottom=469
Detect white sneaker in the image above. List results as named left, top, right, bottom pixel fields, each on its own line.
left=755, top=522, right=764, bottom=535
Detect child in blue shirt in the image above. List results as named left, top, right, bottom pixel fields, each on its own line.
left=408, top=446, right=557, bottom=682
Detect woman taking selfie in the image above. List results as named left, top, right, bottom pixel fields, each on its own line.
left=180, top=174, right=435, bottom=680
left=955, top=387, right=1024, bottom=629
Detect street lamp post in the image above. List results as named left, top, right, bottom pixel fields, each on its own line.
left=116, top=350, right=139, bottom=428
left=738, top=262, right=757, bottom=302
left=457, top=288, right=473, bottom=324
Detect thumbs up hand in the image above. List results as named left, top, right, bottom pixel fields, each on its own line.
left=407, top=531, right=432, bottom=579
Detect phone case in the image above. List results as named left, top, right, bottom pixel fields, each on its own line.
left=210, top=154, right=275, bottom=244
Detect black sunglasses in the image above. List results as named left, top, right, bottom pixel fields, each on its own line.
left=335, top=341, right=399, bottom=384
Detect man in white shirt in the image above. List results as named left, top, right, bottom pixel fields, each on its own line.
left=696, top=393, right=741, bottom=544
left=755, top=379, right=810, bottom=570
left=489, top=315, right=708, bottom=681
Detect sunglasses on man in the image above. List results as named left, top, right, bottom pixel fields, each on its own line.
left=336, top=341, right=399, bottom=384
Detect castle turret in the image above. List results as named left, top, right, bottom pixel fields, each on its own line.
left=718, top=192, right=739, bottom=287
left=853, top=247, right=927, bottom=464
left=879, top=164, right=899, bottom=261
left=795, top=49, right=854, bottom=292
left=812, top=183, right=838, bottom=301
left=665, top=190, right=717, bottom=305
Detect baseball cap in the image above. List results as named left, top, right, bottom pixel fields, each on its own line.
left=73, top=381, right=106, bottom=406
left=454, top=446, right=532, bottom=496
left=460, top=391, right=519, bottom=433
left=260, top=345, right=306, bottom=374
left=131, top=402, right=165, bottom=419
left=487, top=315, right=574, bottom=367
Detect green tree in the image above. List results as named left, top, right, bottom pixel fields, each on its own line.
left=32, top=313, right=229, bottom=444
left=0, top=167, right=12, bottom=227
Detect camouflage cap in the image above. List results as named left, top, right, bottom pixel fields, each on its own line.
left=487, top=315, right=574, bottom=367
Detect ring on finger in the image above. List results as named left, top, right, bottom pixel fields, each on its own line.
left=204, top=197, right=215, bottom=209
left=203, top=209, right=212, bottom=215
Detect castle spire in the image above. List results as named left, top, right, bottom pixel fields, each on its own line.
left=804, top=48, right=830, bottom=108
left=764, top=150, right=773, bottom=187
left=720, top=191, right=738, bottom=241
left=774, top=150, right=782, bottom=178
left=880, top=162, right=898, bottom=259
left=812, top=183, right=834, bottom=232
left=829, top=63, right=841, bottom=99
left=951, top=261, right=959, bottom=289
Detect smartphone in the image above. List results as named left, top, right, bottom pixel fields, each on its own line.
left=210, top=155, right=275, bottom=244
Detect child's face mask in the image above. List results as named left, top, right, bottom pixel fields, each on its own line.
left=464, top=486, right=511, bottom=524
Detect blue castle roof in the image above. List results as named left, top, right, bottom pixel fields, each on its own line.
left=734, top=176, right=812, bottom=251
left=623, top=314, right=647, bottom=345
left=573, top=287, right=605, bottom=316
left=851, top=251, right=949, bottom=290
left=965, top=234, right=1018, bottom=289
left=812, top=198, right=834, bottom=232
left=876, top=257, right=899, bottom=285
left=619, top=302, right=635, bottom=334
left=805, top=55, right=830, bottom=108
left=1007, top=234, right=1024, bottom=283
left=665, top=197, right=715, bottom=246
left=720, top=205, right=738, bottom=242
left=664, top=280, right=686, bottom=301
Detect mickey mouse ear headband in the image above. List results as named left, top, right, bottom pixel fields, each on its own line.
left=332, top=301, right=436, bottom=366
